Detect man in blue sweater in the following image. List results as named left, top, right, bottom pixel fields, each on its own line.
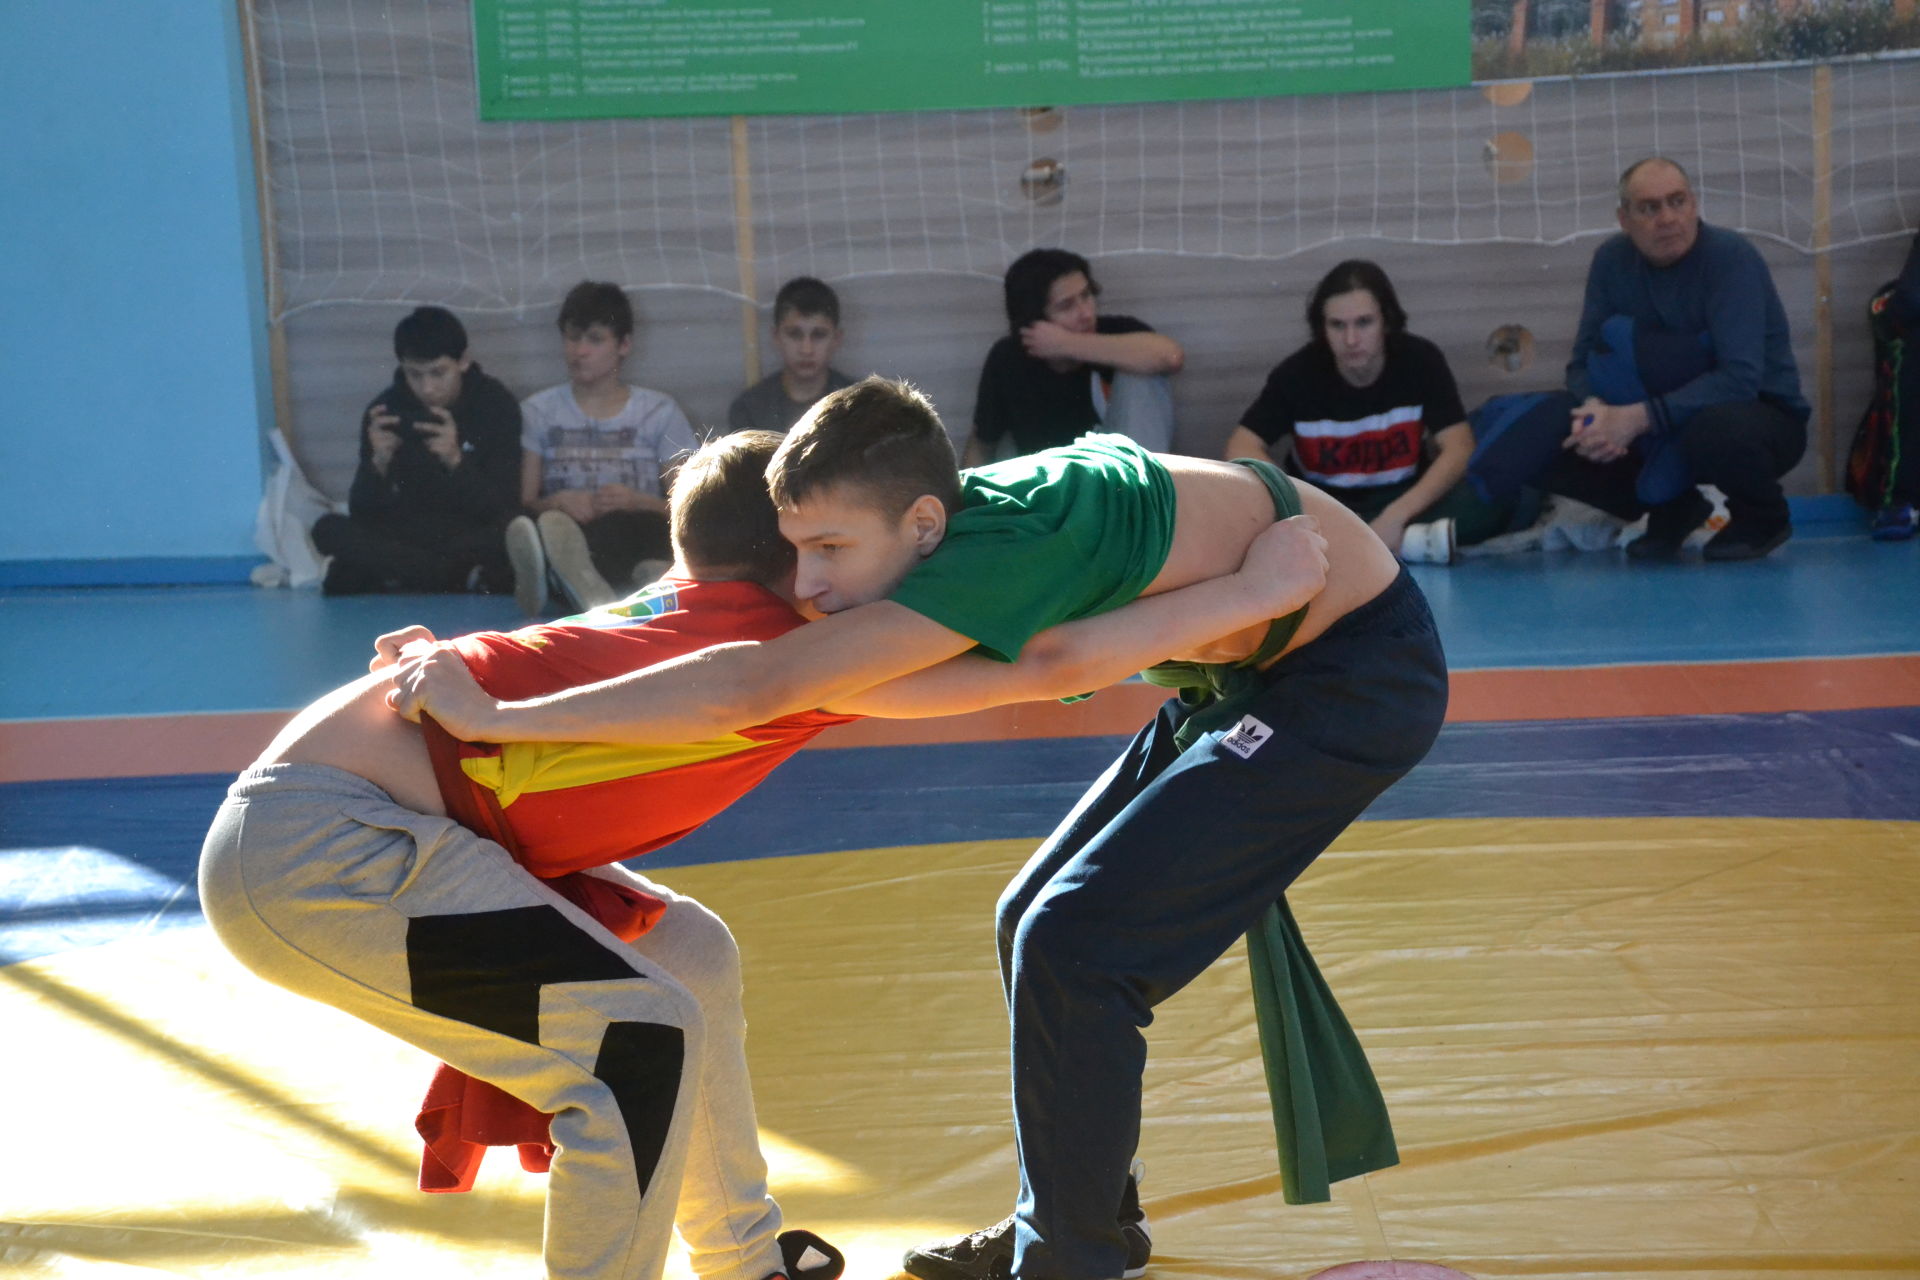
left=1538, top=157, right=1810, bottom=561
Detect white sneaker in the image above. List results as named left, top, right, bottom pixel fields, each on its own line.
left=1399, top=517, right=1456, bottom=565
left=504, top=515, right=547, bottom=616
left=536, top=511, right=618, bottom=612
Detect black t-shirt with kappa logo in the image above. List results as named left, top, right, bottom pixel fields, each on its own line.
left=1238, top=332, right=1465, bottom=494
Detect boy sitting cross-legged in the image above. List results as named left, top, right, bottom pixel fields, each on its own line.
left=521, top=280, right=698, bottom=612
left=312, top=305, right=527, bottom=598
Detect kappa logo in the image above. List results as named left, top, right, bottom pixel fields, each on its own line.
left=1220, top=714, right=1274, bottom=759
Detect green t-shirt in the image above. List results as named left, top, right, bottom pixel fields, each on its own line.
left=887, top=434, right=1176, bottom=662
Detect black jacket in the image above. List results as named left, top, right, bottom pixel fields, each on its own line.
left=348, top=362, right=523, bottom=531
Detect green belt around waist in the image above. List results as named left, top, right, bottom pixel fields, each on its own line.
left=1140, top=456, right=1309, bottom=710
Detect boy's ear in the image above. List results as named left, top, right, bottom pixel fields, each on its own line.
left=904, top=493, right=948, bottom=556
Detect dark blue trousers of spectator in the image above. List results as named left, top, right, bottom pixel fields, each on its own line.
left=1537, top=398, right=1806, bottom=533
left=993, top=570, right=1448, bottom=1280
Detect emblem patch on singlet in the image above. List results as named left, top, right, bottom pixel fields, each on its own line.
left=1221, top=714, right=1274, bottom=759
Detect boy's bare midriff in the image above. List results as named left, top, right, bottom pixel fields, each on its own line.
left=1150, top=455, right=1402, bottom=660
left=256, top=670, right=448, bottom=816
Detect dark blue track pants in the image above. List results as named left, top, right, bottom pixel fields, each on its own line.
left=994, top=570, right=1449, bottom=1280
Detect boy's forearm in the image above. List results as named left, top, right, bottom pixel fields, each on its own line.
left=1223, top=425, right=1271, bottom=461
left=1016, top=568, right=1293, bottom=692
left=1381, top=424, right=1472, bottom=525
left=1077, top=330, right=1184, bottom=376
left=833, top=565, right=1296, bottom=718
left=477, top=642, right=771, bottom=743
left=472, top=601, right=974, bottom=743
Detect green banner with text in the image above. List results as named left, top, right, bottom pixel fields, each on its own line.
left=474, top=1, right=1470, bottom=121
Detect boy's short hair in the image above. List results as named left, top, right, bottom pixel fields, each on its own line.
left=1003, top=248, right=1098, bottom=335
left=669, top=431, right=795, bottom=585
left=558, top=281, right=634, bottom=339
left=773, top=276, right=840, bottom=328
left=393, top=306, right=468, bottom=363
left=768, top=377, right=963, bottom=520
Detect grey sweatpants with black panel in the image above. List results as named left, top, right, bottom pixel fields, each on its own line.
left=198, top=762, right=784, bottom=1280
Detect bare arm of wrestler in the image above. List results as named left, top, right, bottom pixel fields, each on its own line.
left=827, top=514, right=1328, bottom=718
left=387, top=458, right=1394, bottom=742
left=386, top=599, right=972, bottom=744
left=382, top=513, right=1327, bottom=737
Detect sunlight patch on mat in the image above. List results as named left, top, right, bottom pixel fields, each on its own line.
left=0, top=931, right=860, bottom=1279
left=0, top=846, right=202, bottom=961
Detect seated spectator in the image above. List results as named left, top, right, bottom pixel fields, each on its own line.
left=521, top=281, right=698, bottom=610
left=1471, top=157, right=1809, bottom=561
left=311, top=306, right=527, bottom=597
left=964, top=248, right=1184, bottom=466
left=1224, top=260, right=1508, bottom=563
left=728, top=276, right=855, bottom=434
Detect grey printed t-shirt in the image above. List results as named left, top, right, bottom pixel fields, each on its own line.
left=521, top=382, right=697, bottom=498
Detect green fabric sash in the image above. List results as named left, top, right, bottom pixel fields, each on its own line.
left=1155, top=680, right=1399, bottom=1204
left=1247, top=898, right=1399, bottom=1204
left=1148, top=458, right=1398, bottom=1205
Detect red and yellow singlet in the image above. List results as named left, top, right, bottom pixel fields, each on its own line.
left=437, top=577, right=855, bottom=878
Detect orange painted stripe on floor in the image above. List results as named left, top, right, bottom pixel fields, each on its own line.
left=0, top=711, right=293, bottom=784
left=1447, top=653, right=1920, bottom=723
left=0, top=691, right=1177, bottom=783
left=5, top=654, right=1919, bottom=783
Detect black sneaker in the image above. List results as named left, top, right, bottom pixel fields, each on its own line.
left=903, top=1216, right=1017, bottom=1280
left=771, top=1228, right=844, bottom=1280
left=1702, top=519, right=1791, bottom=561
left=902, top=1164, right=1151, bottom=1280
left=1626, top=489, right=1712, bottom=561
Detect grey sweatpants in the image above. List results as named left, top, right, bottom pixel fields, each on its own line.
left=198, top=762, right=784, bottom=1280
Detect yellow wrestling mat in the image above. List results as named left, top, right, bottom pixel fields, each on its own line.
left=3, top=818, right=1918, bottom=1279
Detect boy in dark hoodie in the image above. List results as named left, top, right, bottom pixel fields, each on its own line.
left=312, top=305, right=534, bottom=599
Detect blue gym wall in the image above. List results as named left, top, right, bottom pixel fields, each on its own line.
left=0, top=1, right=269, bottom=579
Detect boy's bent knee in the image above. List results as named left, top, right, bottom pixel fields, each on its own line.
left=654, top=898, right=743, bottom=1005
left=1680, top=401, right=1764, bottom=453
left=1012, top=890, right=1124, bottom=976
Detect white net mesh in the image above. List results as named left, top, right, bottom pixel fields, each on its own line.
left=253, top=0, right=1919, bottom=319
